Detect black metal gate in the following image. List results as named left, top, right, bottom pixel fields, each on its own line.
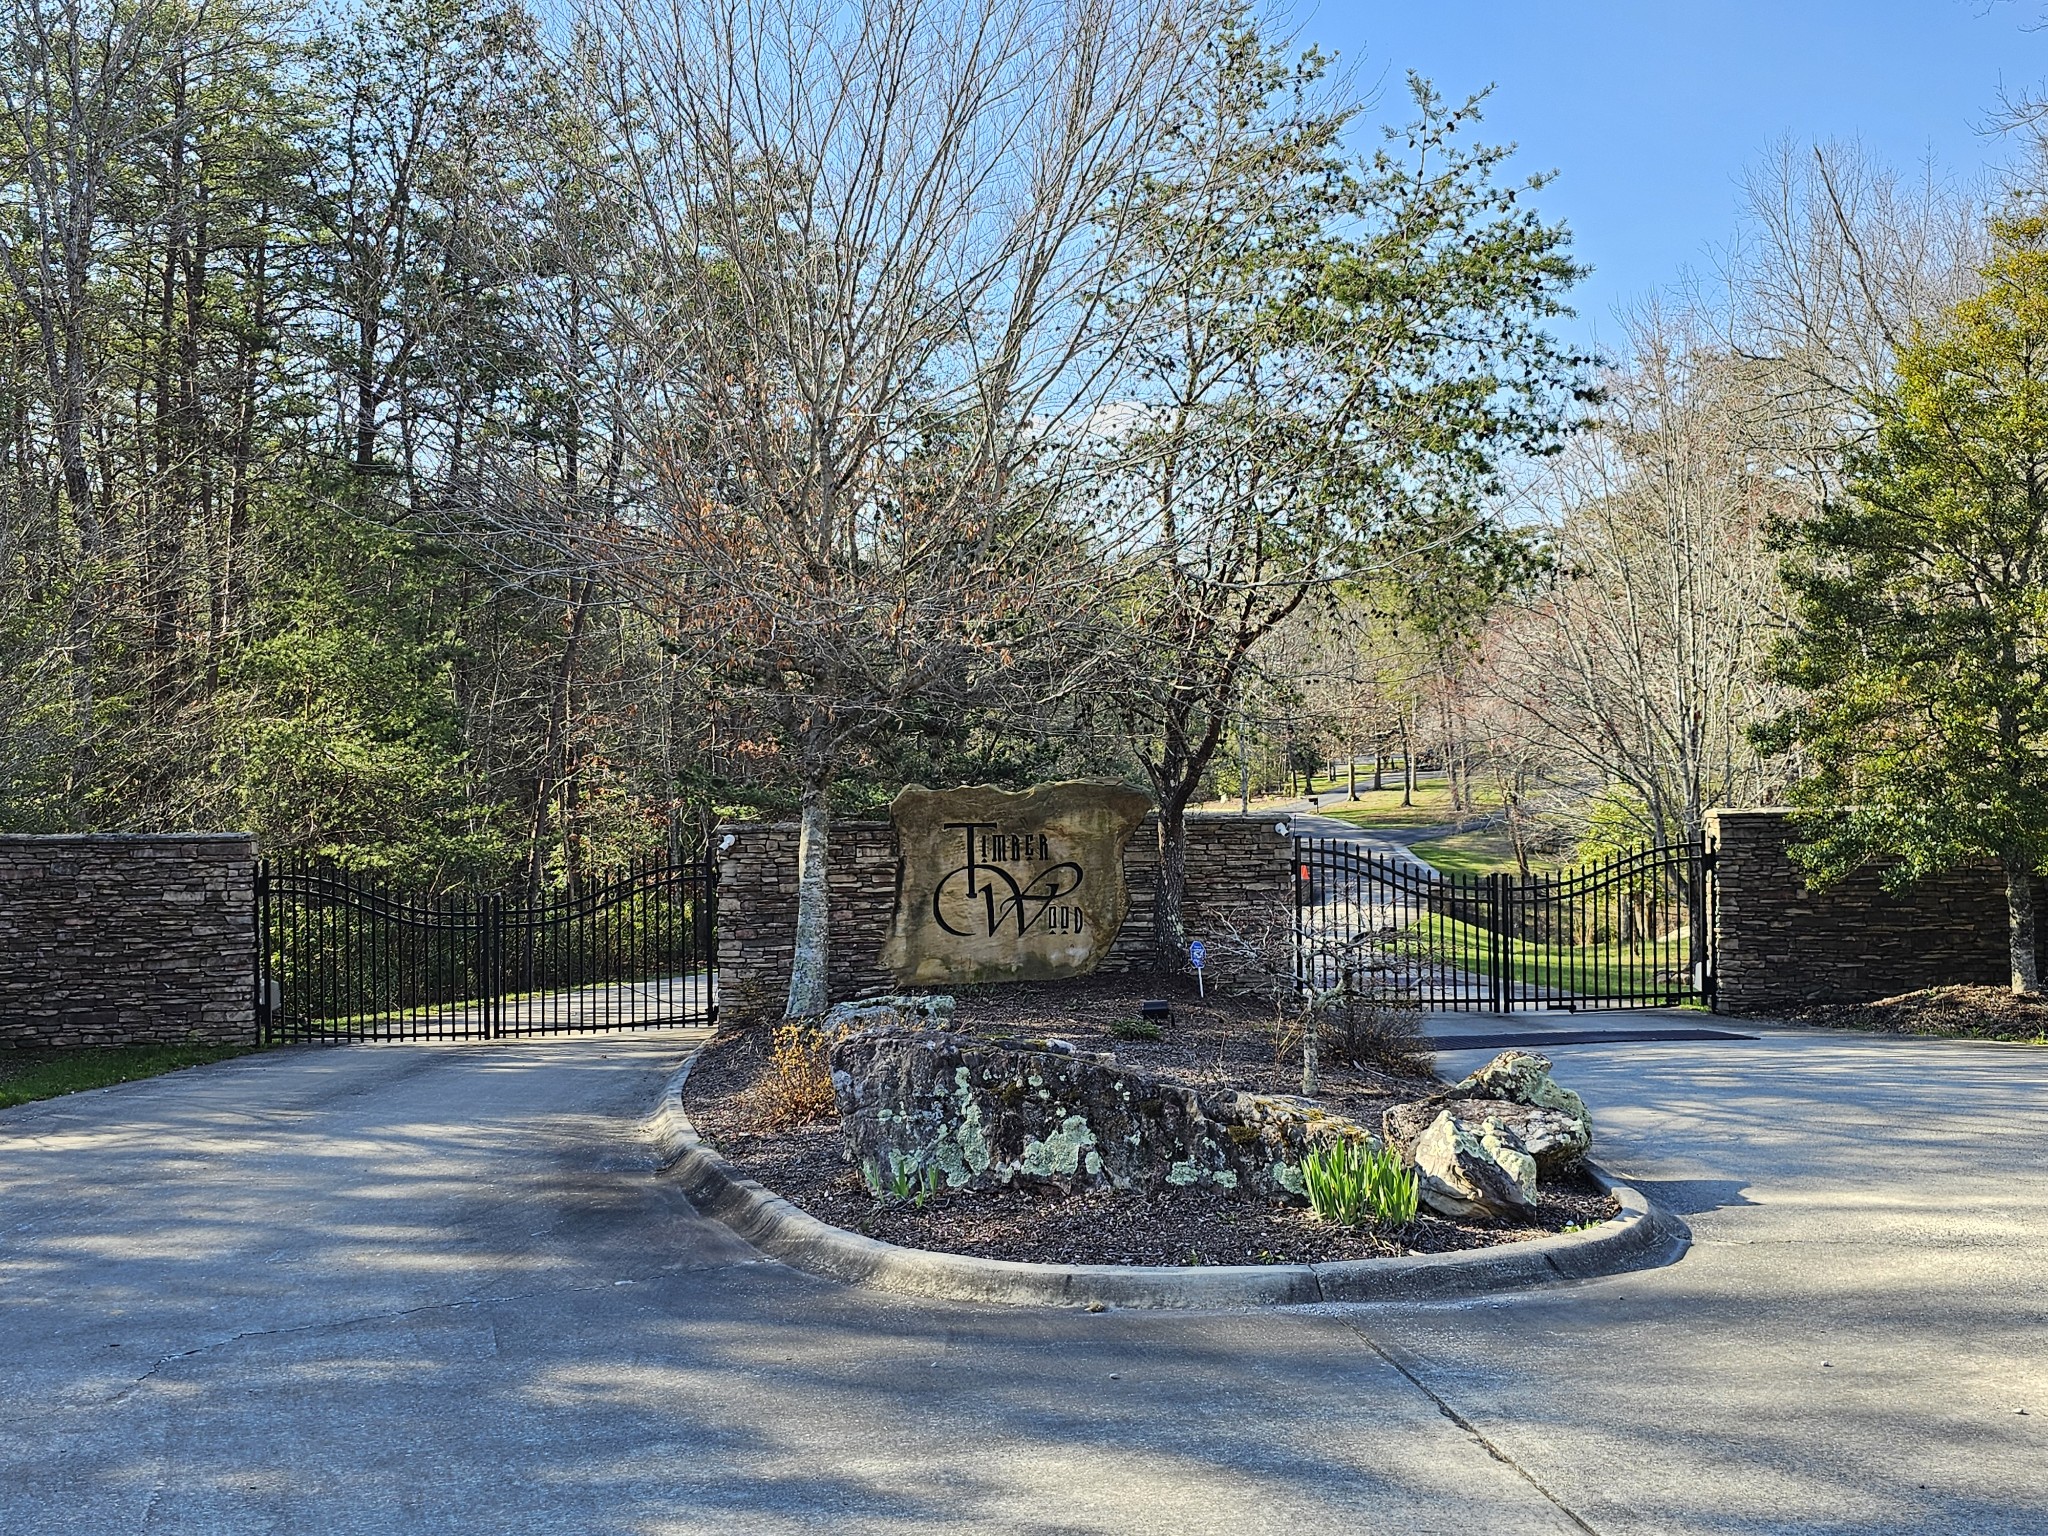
left=257, top=859, right=718, bottom=1043
left=1293, top=838, right=1714, bottom=1012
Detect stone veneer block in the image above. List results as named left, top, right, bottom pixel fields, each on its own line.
left=1705, top=809, right=2027, bottom=1013
left=0, top=834, right=257, bottom=1048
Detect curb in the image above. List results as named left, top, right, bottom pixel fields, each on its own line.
left=646, top=1055, right=1690, bottom=1309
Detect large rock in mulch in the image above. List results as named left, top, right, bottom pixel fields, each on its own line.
left=1384, top=1049, right=1593, bottom=1175
left=828, top=1028, right=1372, bottom=1199
left=1381, top=1098, right=1590, bottom=1178
left=1384, top=1049, right=1593, bottom=1216
left=1411, top=1111, right=1538, bottom=1221
left=1446, top=1049, right=1591, bottom=1125
left=822, top=994, right=955, bottom=1033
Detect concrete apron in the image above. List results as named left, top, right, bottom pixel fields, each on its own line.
left=9, top=1023, right=2048, bottom=1534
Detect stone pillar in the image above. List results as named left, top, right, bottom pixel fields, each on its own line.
left=1706, top=809, right=2008, bottom=1013
left=0, top=834, right=258, bottom=1048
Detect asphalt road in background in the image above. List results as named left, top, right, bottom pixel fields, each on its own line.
left=2, top=1016, right=2043, bottom=1534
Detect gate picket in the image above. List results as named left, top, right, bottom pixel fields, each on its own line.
left=1292, top=836, right=1715, bottom=1013
left=256, top=859, right=718, bottom=1043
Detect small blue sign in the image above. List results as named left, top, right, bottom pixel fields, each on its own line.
left=1188, top=940, right=1206, bottom=969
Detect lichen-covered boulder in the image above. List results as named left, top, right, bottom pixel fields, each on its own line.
left=1447, top=1050, right=1591, bottom=1125
left=1381, top=1098, right=1589, bottom=1177
left=822, top=994, right=955, bottom=1034
left=828, top=1029, right=1372, bottom=1199
left=1412, top=1110, right=1537, bottom=1220
left=1479, top=1120, right=1539, bottom=1201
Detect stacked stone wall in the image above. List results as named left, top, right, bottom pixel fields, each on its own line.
left=0, top=834, right=257, bottom=1048
left=715, top=813, right=1291, bottom=1020
left=1707, top=810, right=2020, bottom=1013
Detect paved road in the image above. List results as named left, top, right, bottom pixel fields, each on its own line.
left=3, top=1020, right=2045, bottom=1533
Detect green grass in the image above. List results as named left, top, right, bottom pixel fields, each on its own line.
left=1408, top=829, right=1554, bottom=877
left=1202, top=769, right=1498, bottom=827
left=0, top=1043, right=256, bottom=1109
left=1303, top=775, right=1494, bottom=830
left=1301, top=1139, right=1420, bottom=1225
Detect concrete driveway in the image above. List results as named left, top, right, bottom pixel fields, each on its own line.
left=3, top=1019, right=2044, bottom=1534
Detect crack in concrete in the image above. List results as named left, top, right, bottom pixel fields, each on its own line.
left=107, top=1280, right=633, bottom=1404
left=1341, top=1317, right=1603, bottom=1536
left=105, top=1248, right=770, bottom=1408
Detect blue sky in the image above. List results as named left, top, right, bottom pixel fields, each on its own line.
left=1305, top=1, right=2048, bottom=355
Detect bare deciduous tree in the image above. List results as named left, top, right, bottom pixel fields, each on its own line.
left=496, top=0, right=1196, bottom=1015
left=1718, top=140, right=1986, bottom=500
left=1484, top=311, right=1794, bottom=848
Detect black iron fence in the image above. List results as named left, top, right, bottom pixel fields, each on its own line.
left=257, top=859, right=717, bottom=1043
left=1294, top=838, right=1714, bottom=1012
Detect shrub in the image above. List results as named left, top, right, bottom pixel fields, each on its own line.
left=1201, top=916, right=1430, bottom=1089
left=760, top=1021, right=840, bottom=1128
left=1300, top=1139, right=1419, bottom=1226
left=1321, top=976, right=1430, bottom=1076
left=1107, top=1017, right=1162, bottom=1041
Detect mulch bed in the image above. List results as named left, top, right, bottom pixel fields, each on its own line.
left=1790, top=984, right=2048, bottom=1043
left=682, top=976, right=1616, bottom=1266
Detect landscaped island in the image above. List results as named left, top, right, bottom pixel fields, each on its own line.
left=682, top=978, right=1615, bottom=1268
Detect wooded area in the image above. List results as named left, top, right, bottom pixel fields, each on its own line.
left=0, top=0, right=1579, bottom=892
left=6, top=0, right=2048, bottom=997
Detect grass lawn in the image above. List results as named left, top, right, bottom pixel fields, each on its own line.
left=1407, top=828, right=1555, bottom=877
left=1301, top=775, right=1492, bottom=830
left=1195, top=769, right=1499, bottom=830
left=0, top=1043, right=256, bottom=1109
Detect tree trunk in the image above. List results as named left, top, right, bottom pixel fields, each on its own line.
left=1400, top=722, right=1414, bottom=808
left=1372, top=753, right=1383, bottom=792
left=1237, top=712, right=1250, bottom=814
left=785, top=775, right=833, bottom=1018
left=2007, top=864, right=2043, bottom=998
left=1347, top=755, right=1357, bottom=801
left=523, top=577, right=595, bottom=894
left=1152, top=797, right=1190, bottom=974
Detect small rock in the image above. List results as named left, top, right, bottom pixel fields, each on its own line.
left=1413, top=1111, right=1537, bottom=1220
left=823, top=994, right=955, bottom=1033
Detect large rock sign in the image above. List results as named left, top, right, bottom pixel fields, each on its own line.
left=879, top=781, right=1151, bottom=985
